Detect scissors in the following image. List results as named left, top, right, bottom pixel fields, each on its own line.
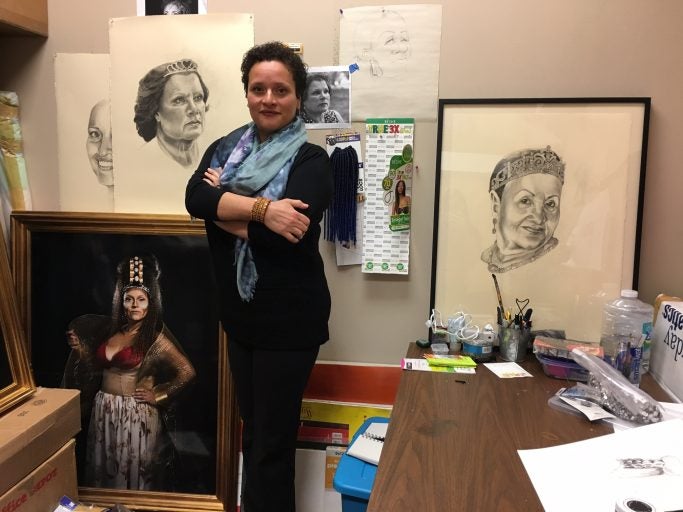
left=515, top=298, right=530, bottom=317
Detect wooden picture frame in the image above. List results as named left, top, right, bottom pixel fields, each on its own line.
left=10, top=211, right=238, bottom=512
left=431, top=98, right=650, bottom=343
left=0, top=224, right=35, bottom=415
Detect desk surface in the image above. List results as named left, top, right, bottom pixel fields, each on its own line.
left=367, top=344, right=671, bottom=512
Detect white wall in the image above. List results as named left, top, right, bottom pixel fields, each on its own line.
left=1, top=0, right=682, bottom=364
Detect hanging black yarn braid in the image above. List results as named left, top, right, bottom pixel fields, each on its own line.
left=325, top=145, right=359, bottom=244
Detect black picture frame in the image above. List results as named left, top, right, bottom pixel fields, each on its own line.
left=431, top=98, right=650, bottom=343
left=10, top=211, right=238, bottom=512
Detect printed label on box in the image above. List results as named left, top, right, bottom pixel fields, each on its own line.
left=650, top=301, right=683, bottom=402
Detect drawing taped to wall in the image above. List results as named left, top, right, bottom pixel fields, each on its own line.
left=339, top=4, right=442, bottom=121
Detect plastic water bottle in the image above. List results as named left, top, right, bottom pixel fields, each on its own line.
left=599, top=289, right=654, bottom=384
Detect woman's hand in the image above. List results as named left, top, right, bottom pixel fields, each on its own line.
left=263, top=199, right=310, bottom=243
left=133, top=388, right=157, bottom=405
left=203, top=167, right=221, bottom=188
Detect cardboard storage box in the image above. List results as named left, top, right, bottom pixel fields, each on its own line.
left=0, top=387, right=80, bottom=495
left=651, top=300, right=683, bottom=402
left=0, top=439, right=77, bottom=512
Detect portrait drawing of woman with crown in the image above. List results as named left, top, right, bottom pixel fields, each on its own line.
left=62, top=254, right=196, bottom=491
left=134, top=58, right=209, bottom=169
left=481, top=146, right=565, bottom=273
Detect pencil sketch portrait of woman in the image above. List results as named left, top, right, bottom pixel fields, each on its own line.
left=86, top=99, right=114, bottom=188
left=353, top=9, right=411, bottom=78
left=134, top=58, right=209, bottom=169
left=481, top=146, right=565, bottom=273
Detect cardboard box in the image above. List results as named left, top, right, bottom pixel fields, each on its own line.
left=0, top=387, right=80, bottom=495
left=0, top=439, right=77, bottom=512
left=650, top=300, right=683, bottom=402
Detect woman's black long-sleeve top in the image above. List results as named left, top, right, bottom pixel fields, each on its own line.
left=186, top=132, right=334, bottom=350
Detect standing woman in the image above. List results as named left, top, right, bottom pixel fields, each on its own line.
left=185, top=42, right=333, bottom=512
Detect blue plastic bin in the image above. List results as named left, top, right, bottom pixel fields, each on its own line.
left=333, top=416, right=390, bottom=512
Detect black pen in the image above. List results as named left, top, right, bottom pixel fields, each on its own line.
left=524, top=308, right=533, bottom=323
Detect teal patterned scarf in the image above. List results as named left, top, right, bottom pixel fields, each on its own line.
left=211, top=118, right=307, bottom=301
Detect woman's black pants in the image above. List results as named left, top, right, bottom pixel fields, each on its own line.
left=228, top=338, right=319, bottom=512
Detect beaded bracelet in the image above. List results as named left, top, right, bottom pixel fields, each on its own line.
left=251, top=197, right=271, bottom=223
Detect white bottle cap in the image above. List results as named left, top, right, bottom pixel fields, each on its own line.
left=621, top=289, right=638, bottom=298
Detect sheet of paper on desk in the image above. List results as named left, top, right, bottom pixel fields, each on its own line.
left=401, top=358, right=476, bottom=373
left=483, top=362, right=532, bottom=378
left=518, top=418, right=683, bottom=512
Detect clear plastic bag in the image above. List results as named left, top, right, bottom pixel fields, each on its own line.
left=570, top=349, right=663, bottom=424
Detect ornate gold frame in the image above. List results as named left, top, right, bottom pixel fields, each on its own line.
left=0, top=225, right=35, bottom=415
left=10, top=211, right=239, bottom=512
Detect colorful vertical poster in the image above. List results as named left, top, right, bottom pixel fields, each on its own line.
left=362, top=118, right=414, bottom=274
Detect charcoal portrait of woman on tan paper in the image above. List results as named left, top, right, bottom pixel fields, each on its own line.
left=134, top=58, right=209, bottom=169
left=481, top=146, right=565, bottom=273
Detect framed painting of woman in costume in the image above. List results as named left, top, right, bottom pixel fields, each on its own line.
left=10, top=211, right=239, bottom=512
left=431, top=98, right=649, bottom=344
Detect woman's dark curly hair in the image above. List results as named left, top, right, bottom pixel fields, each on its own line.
left=240, top=42, right=308, bottom=99
left=133, top=59, right=209, bottom=142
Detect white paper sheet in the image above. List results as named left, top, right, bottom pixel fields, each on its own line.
left=339, top=4, right=441, bottom=121
left=55, top=53, right=114, bottom=212
left=483, top=361, right=533, bottom=378
left=518, top=418, right=683, bottom=511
